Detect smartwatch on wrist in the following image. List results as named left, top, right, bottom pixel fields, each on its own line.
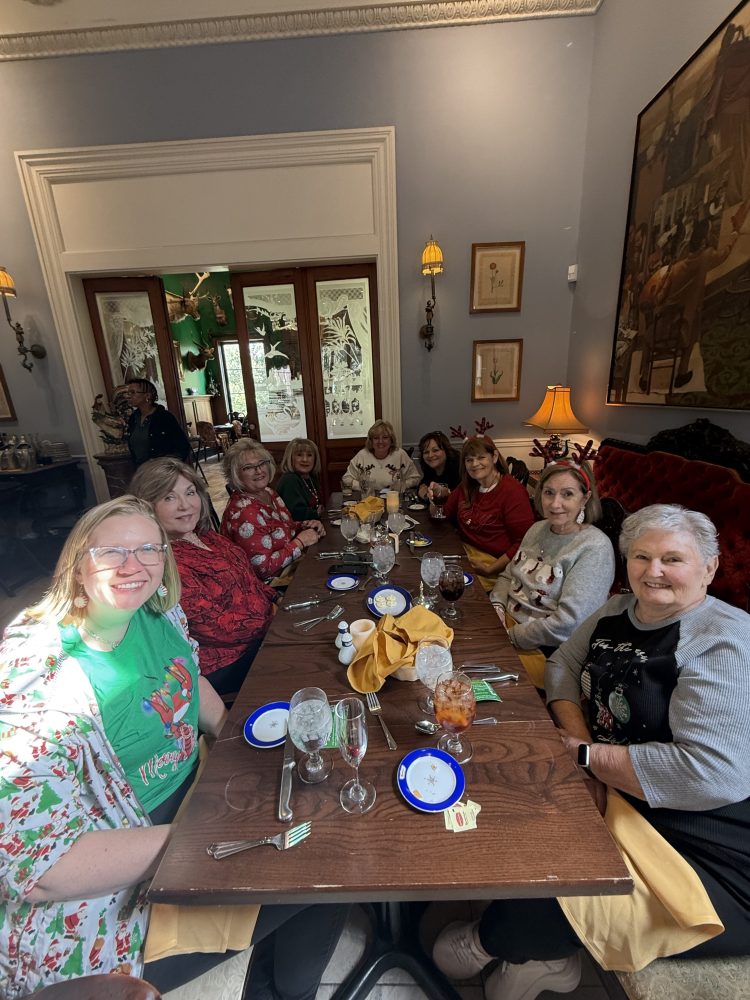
left=577, top=743, right=595, bottom=778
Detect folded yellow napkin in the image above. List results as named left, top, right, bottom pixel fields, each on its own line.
left=351, top=496, right=385, bottom=522
left=347, top=605, right=453, bottom=693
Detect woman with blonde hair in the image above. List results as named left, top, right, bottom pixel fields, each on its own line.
left=341, top=419, right=421, bottom=493
left=220, top=438, right=324, bottom=583
left=490, top=459, right=615, bottom=686
left=131, top=457, right=278, bottom=697
left=276, top=437, right=325, bottom=520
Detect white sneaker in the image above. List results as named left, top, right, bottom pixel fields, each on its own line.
left=484, top=952, right=582, bottom=1000
left=432, top=920, right=494, bottom=980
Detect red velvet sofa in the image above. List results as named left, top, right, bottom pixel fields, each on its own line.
left=594, top=443, right=750, bottom=612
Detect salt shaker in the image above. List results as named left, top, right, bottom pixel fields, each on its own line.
left=337, top=634, right=356, bottom=666
left=334, top=620, right=350, bottom=650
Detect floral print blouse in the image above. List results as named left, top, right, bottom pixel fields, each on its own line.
left=220, top=488, right=304, bottom=582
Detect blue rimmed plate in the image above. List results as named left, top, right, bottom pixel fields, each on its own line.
left=326, top=573, right=359, bottom=592
left=244, top=701, right=290, bottom=749
left=396, top=748, right=465, bottom=813
left=367, top=584, right=412, bottom=618
left=408, top=532, right=433, bottom=549
left=463, top=572, right=474, bottom=586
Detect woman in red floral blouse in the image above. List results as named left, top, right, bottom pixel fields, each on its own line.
left=131, top=458, right=278, bottom=697
left=219, top=439, right=324, bottom=583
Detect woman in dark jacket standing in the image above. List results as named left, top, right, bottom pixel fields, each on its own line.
left=125, top=378, right=191, bottom=467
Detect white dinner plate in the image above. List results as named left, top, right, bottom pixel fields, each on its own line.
left=243, top=702, right=290, bottom=749
left=327, top=573, right=359, bottom=592
left=396, top=748, right=465, bottom=813
left=464, top=572, right=474, bottom=586
left=366, top=584, right=412, bottom=618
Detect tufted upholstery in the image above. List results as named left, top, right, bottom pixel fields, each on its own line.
left=594, top=445, right=750, bottom=611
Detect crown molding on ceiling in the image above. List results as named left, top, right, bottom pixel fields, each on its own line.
left=1, top=0, right=602, bottom=61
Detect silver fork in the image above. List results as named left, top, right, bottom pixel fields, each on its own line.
left=365, top=691, right=397, bottom=751
left=294, top=605, right=343, bottom=631
left=207, top=821, right=311, bottom=860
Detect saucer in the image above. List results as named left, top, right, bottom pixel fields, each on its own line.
left=396, top=748, right=465, bottom=813
left=243, top=702, right=290, bottom=749
left=408, top=532, right=432, bottom=549
left=326, top=573, right=359, bottom=592
left=463, top=572, right=474, bottom=586
left=367, top=584, right=412, bottom=618
left=408, top=502, right=426, bottom=511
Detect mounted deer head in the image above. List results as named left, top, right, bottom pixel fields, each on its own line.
left=185, top=330, right=215, bottom=371
left=210, top=294, right=227, bottom=326
left=165, top=272, right=211, bottom=324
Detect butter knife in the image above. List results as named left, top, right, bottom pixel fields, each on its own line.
left=278, top=730, right=295, bottom=823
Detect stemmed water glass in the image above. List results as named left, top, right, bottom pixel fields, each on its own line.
left=334, top=697, right=376, bottom=814
left=414, top=636, right=453, bottom=714
left=372, top=540, right=396, bottom=583
left=433, top=670, right=476, bottom=764
left=340, top=509, right=359, bottom=554
left=415, top=552, right=445, bottom=609
left=439, top=563, right=465, bottom=622
left=288, top=687, right=333, bottom=784
left=430, top=483, right=450, bottom=520
left=387, top=511, right=408, bottom=546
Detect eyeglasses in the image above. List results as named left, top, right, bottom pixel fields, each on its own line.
left=87, top=544, right=168, bottom=569
left=241, top=460, right=270, bottom=474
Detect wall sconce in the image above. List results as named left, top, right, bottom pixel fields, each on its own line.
left=0, top=266, right=47, bottom=373
left=420, top=236, right=444, bottom=352
left=525, top=384, right=588, bottom=462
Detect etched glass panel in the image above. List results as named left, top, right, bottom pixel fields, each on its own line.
left=316, top=277, right=375, bottom=439
left=241, top=284, right=307, bottom=442
left=94, top=290, right=167, bottom=401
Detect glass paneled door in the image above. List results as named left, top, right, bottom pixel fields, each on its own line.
left=231, top=263, right=381, bottom=496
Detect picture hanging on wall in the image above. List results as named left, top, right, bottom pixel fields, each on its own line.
left=608, top=0, right=750, bottom=411
left=471, top=339, right=523, bottom=402
left=470, top=242, right=525, bottom=313
left=0, top=365, right=16, bottom=421
left=172, top=340, right=185, bottom=381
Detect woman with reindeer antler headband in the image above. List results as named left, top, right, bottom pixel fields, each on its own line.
left=490, top=457, right=615, bottom=687
left=435, top=434, right=534, bottom=591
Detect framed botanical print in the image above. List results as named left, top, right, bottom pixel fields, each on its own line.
left=470, top=242, right=525, bottom=313
left=471, top=339, right=523, bottom=402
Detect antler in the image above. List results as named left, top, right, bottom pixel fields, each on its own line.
left=190, top=272, right=211, bottom=297
left=475, top=417, right=494, bottom=435
left=529, top=438, right=559, bottom=464
left=570, top=440, right=598, bottom=464
left=450, top=424, right=468, bottom=440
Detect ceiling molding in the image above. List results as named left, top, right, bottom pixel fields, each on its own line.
left=1, top=0, right=602, bottom=61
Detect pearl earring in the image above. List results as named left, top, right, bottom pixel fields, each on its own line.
left=73, top=593, right=88, bottom=609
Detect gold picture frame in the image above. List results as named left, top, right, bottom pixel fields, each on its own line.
left=471, top=339, right=523, bottom=402
left=0, top=365, right=17, bottom=422
left=470, top=241, right=525, bottom=313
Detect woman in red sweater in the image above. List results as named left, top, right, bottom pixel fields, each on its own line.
left=131, top=458, right=277, bottom=697
left=440, top=436, right=534, bottom=589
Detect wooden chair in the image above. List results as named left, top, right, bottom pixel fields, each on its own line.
left=196, top=421, right=224, bottom=463
left=35, top=974, right=161, bottom=999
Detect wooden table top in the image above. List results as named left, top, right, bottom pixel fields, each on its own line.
left=149, top=504, right=631, bottom=906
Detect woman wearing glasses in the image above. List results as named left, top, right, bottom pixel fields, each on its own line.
left=131, top=457, right=278, bottom=697
left=0, top=496, right=347, bottom=998
left=220, top=439, right=324, bottom=583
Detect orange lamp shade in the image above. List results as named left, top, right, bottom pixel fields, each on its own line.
left=524, top=385, right=588, bottom=434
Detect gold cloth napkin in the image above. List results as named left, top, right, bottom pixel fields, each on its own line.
left=558, top=790, right=723, bottom=971
left=351, top=496, right=385, bottom=522
left=144, top=739, right=259, bottom=961
left=346, top=605, right=453, bottom=693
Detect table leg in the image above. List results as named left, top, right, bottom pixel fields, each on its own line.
left=331, top=902, right=461, bottom=1000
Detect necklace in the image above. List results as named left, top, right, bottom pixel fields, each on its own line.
left=299, top=474, right=320, bottom=508
left=80, top=622, right=127, bottom=650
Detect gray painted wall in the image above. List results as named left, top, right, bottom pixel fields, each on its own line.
left=569, top=0, right=750, bottom=442
left=1, top=0, right=747, bottom=459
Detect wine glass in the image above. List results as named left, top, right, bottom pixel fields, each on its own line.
left=433, top=670, right=476, bottom=763
left=288, top=687, right=333, bottom=784
left=415, top=636, right=453, bottom=713
left=372, top=541, right=396, bottom=583
left=334, top=697, right=376, bottom=814
left=418, top=552, right=445, bottom=609
left=430, top=482, right=450, bottom=520
left=340, top=510, right=359, bottom=554
left=387, top=511, right=408, bottom=546
left=439, top=563, right=465, bottom=622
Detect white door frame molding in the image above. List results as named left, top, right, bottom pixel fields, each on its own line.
left=16, top=126, right=401, bottom=501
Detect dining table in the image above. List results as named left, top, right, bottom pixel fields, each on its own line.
left=148, top=497, right=632, bottom=999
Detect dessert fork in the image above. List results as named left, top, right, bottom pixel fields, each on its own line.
left=207, top=821, right=311, bottom=859
left=364, top=691, right=397, bottom=750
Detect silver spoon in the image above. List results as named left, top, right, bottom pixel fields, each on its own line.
left=414, top=718, right=497, bottom=735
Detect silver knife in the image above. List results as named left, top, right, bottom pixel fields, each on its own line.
left=278, top=730, right=295, bottom=823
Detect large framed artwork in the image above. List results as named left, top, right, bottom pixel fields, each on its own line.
left=470, top=242, right=525, bottom=313
left=0, top=365, right=16, bottom=422
left=471, top=339, right=523, bottom=402
left=608, top=0, right=750, bottom=410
